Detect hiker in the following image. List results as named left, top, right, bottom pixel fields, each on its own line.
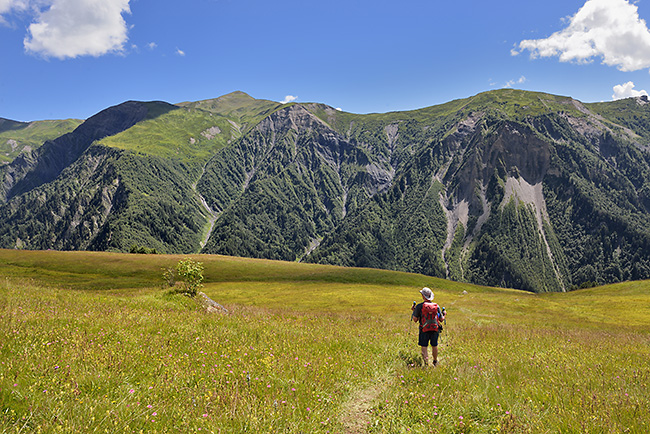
left=411, top=287, right=445, bottom=367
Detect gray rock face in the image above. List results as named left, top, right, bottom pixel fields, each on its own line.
left=198, top=103, right=396, bottom=261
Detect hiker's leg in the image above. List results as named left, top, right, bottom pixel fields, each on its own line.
left=418, top=330, right=429, bottom=366
left=431, top=332, right=440, bottom=365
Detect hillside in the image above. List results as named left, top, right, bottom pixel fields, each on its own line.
left=1, top=249, right=649, bottom=433
left=0, top=118, right=82, bottom=165
left=2, top=90, right=650, bottom=292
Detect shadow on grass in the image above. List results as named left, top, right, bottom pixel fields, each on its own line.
left=397, top=350, right=424, bottom=368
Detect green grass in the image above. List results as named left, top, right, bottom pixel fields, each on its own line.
left=98, top=108, right=233, bottom=163
left=318, top=89, right=586, bottom=128
left=0, top=119, right=82, bottom=164
left=1, top=249, right=649, bottom=433
left=586, top=98, right=650, bottom=145
left=178, top=91, right=282, bottom=136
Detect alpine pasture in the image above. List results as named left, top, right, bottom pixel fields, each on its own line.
left=1, top=249, right=648, bottom=433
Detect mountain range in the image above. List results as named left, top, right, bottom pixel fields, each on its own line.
left=2, top=89, right=650, bottom=292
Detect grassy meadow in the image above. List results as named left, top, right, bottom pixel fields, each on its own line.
left=0, top=249, right=649, bottom=433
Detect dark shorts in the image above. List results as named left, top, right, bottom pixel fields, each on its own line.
left=418, top=330, right=439, bottom=347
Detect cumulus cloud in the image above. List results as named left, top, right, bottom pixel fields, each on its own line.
left=23, top=0, right=131, bottom=59
left=515, top=0, right=650, bottom=72
left=147, top=42, right=157, bottom=50
left=281, top=95, right=297, bottom=104
left=612, top=81, right=648, bottom=100
left=176, top=48, right=185, bottom=56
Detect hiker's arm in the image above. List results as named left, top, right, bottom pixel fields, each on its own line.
left=412, top=304, right=421, bottom=323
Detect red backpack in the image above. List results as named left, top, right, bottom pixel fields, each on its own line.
left=421, top=302, right=440, bottom=332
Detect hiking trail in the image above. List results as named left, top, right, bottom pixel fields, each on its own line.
left=338, top=371, right=391, bottom=433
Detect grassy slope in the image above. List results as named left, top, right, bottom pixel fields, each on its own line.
left=587, top=98, right=650, bottom=145
left=307, top=89, right=587, bottom=134
left=0, top=119, right=82, bottom=164
left=97, top=108, right=232, bottom=164
left=1, top=249, right=649, bottom=433
left=99, top=93, right=283, bottom=166
left=178, top=92, right=282, bottom=136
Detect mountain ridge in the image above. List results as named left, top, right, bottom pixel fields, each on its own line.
left=2, top=89, right=650, bottom=292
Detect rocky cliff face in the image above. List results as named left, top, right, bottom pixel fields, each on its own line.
left=198, top=103, right=396, bottom=261
left=434, top=101, right=650, bottom=291
left=0, top=145, right=124, bottom=250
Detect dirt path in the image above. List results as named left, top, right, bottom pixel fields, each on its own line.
left=338, top=372, right=391, bottom=433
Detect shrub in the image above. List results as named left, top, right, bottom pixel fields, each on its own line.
left=129, top=244, right=158, bottom=254
left=162, top=266, right=175, bottom=288
left=167, top=258, right=204, bottom=297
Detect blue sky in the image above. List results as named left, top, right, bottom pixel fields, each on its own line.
left=1, top=0, right=650, bottom=121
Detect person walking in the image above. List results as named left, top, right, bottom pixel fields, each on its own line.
left=411, top=287, right=445, bottom=367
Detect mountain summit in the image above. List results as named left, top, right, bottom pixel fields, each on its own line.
left=2, top=89, right=650, bottom=292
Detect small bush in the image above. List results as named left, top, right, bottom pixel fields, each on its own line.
left=165, top=258, right=204, bottom=297
left=129, top=244, right=158, bottom=254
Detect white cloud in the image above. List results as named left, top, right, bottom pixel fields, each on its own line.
left=147, top=42, right=157, bottom=50
left=281, top=95, right=297, bottom=104
left=176, top=48, right=185, bottom=56
left=612, top=81, right=648, bottom=100
left=23, top=0, right=130, bottom=59
left=0, top=0, right=27, bottom=14
left=504, top=76, right=527, bottom=88
left=0, top=0, right=27, bottom=24
left=516, top=0, right=650, bottom=72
